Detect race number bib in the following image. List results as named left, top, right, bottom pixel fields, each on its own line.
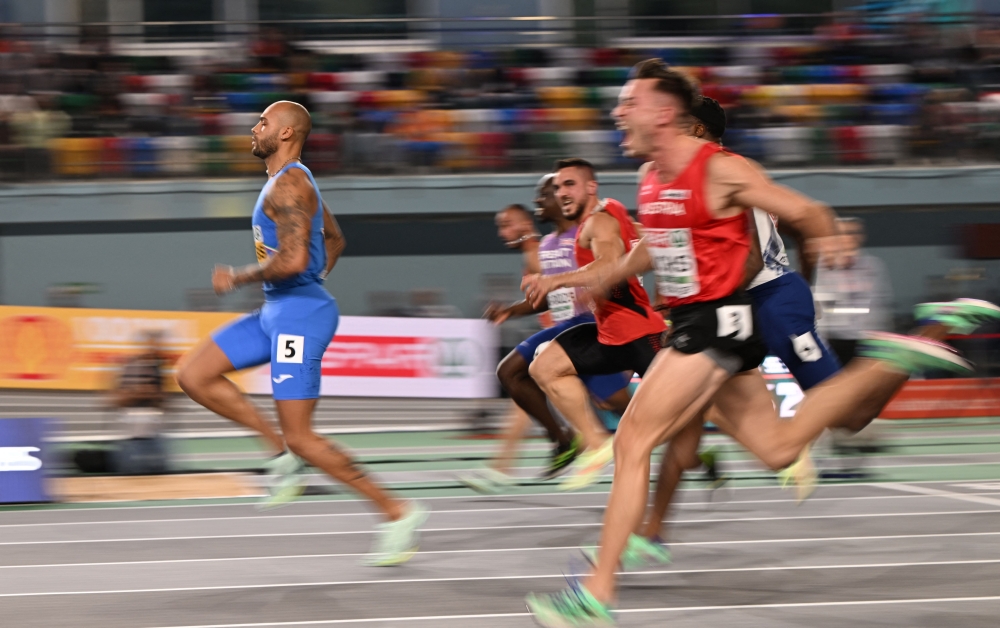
left=547, top=287, right=577, bottom=322
left=647, top=228, right=700, bottom=299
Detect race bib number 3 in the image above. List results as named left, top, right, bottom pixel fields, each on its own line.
left=716, top=305, right=753, bottom=341
left=647, top=228, right=700, bottom=299
left=546, top=287, right=577, bottom=322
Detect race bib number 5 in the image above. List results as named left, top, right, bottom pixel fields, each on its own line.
left=647, top=228, right=700, bottom=299
left=546, top=287, right=577, bottom=322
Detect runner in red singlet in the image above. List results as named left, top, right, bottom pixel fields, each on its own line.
left=527, top=59, right=981, bottom=626
left=522, top=158, right=665, bottom=491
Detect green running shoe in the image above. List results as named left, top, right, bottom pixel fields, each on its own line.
left=914, top=298, right=1000, bottom=335
left=858, top=332, right=972, bottom=374
left=582, top=533, right=672, bottom=571
left=542, top=435, right=582, bottom=480
left=560, top=437, right=614, bottom=491
left=526, top=579, right=616, bottom=628
left=257, top=451, right=306, bottom=511
left=363, top=501, right=430, bottom=567
left=458, top=467, right=517, bottom=494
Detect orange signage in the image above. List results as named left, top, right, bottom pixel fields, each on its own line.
left=0, top=306, right=242, bottom=392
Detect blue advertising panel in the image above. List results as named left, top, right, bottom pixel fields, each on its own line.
left=0, top=418, right=53, bottom=503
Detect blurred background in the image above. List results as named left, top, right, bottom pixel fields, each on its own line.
left=0, top=0, right=998, bottom=492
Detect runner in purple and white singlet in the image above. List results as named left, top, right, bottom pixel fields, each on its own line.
left=459, top=174, right=632, bottom=494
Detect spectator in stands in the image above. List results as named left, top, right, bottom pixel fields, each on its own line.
left=10, top=93, right=70, bottom=179
left=815, top=217, right=895, bottom=366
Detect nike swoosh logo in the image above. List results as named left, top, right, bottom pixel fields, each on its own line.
left=272, top=375, right=294, bottom=383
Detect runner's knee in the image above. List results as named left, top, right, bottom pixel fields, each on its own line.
left=496, top=353, right=526, bottom=390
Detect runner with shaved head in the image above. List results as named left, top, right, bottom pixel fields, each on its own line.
left=177, top=101, right=428, bottom=567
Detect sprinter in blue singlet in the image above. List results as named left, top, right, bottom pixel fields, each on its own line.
left=177, top=101, right=427, bottom=566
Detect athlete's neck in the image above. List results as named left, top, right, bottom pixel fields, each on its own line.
left=264, top=147, right=303, bottom=177
left=650, top=133, right=706, bottom=183
left=577, top=196, right=601, bottom=223
left=554, top=216, right=575, bottom=234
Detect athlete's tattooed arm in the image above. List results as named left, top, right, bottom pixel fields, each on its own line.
left=522, top=212, right=626, bottom=308
left=321, top=200, right=345, bottom=279
left=218, top=169, right=316, bottom=292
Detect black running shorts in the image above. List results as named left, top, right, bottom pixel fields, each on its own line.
left=667, top=291, right=768, bottom=373
left=553, top=323, right=662, bottom=378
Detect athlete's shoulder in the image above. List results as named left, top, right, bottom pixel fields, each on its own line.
left=601, top=198, right=629, bottom=215
left=706, top=148, right=757, bottom=183
left=539, top=231, right=558, bottom=247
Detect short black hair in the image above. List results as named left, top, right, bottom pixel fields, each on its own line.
left=554, top=157, right=597, bottom=182
left=691, top=96, right=726, bottom=140
left=630, top=58, right=701, bottom=114
left=500, top=203, right=534, bottom=221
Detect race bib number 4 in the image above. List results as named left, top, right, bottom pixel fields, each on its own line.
left=647, top=228, right=700, bottom=299
left=547, top=287, right=577, bottom=322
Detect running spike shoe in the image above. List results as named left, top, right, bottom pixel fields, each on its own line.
left=914, top=298, right=1000, bottom=335
left=363, top=501, right=430, bottom=567
left=257, top=451, right=307, bottom=511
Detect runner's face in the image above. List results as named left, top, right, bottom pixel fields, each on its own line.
left=613, top=79, right=661, bottom=157
left=251, top=110, right=280, bottom=159
left=534, top=182, right=562, bottom=223
left=555, top=168, right=593, bottom=221
left=496, top=210, right=531, bottom=248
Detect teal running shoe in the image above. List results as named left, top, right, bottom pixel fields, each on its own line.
left=858, top=332, right=972, bottom=374
left=914, top=298, right=1000, bottom=335
left=582, top=533, right=672, bottom=571
left=526, top=578, right=615, bottom=628
left=363, top=501, right=430, bottom=567
left=257, top=451, right=306, bottom=511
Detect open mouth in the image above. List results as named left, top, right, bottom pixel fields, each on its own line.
left=616, top=121, right=632, bottom=148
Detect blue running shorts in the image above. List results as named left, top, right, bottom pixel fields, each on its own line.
left=213, top=283, right=339, bottom=400
left=748, top=272, right=841, bottom=390
left=515, top=313, right=630, bottom=402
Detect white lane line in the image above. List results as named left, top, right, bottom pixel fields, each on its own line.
left=4, top=477, right=999, bottom=517
left=145, top=595, right=1000, bottom=627
left=881, top=483, right=1000, bottom=507
left=2, top=509, right=998, bottom=546
left=1, top=530, right=998, bottom=569
left=4, top=557, right=1000, bottom=598
left=7, top=490, right=1000, bottom=527
left=2, top=503, right=998, bottom=530
left=8, top=526, right=1000, bottom=569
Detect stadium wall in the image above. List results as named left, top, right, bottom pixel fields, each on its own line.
left=1, top=167, right=999, bottom=319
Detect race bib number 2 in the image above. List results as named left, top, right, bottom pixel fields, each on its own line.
left=547, top=287, right=577, bottom=322
left=647, top=228, right=700, bottom=299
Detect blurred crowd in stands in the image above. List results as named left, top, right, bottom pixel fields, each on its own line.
left=4, top=12, right=1000, bottom=180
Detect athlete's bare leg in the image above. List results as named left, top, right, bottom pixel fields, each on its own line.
left=639, top=414, right=704, bottom=539
left=492, top=403, right=533, bottom=475
left=176, top=338, right=284, bottom=454
left=835, top=323, right=949, bottom=432
left=585, top=349, right=730, bottom=603
left=496, top=351, right=574, bottom=447
left=639, top=323, right=953, bottom=542
left=277, top=398, right=404, bottom=522
left=529, top=342, right=610, bottom=451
